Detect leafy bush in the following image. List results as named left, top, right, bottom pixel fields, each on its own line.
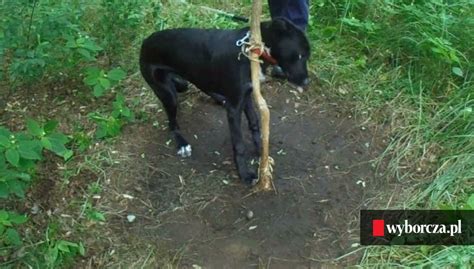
left=1, top=1, right=91, bottom=84
left=45, top=239, right=85, bottom=268
left=89, top=94, right=135, bottom=139
left=0, top=210, right=27, bottom=248
left=0, top=119, right=72, bottom=199
left=83, top=67, right=126, bottom=97
left=0, top=120, right=73, bottom=261
left=33, top=224, right=86, bottom=268
left=0, top=0, right=136, bottom=89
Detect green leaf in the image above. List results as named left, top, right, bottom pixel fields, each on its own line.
left=0, top=127, right=12, bottom=137
left=0, top=210, right=8, bottom=221
left=62, top=150, right=73, bottom=161
left=77, top=48, right=92, bottom=60
left=26, top=119, right=44, bottom=137
left=449, top=51, right=460, bottom=64
left=0, top=182, right=8, bottom=198
left=76, top=37, right=85, bottom=45
left=115, top=93, right=125, bottom=104
left=93, top=84, right=105, bottom=97
left=0, top=154, right=5, bottom=169
left=18, top=172, right=31, bottom=181
left=44, top=120, right=59, bottom=134
left=6, top=228, right=22, bottom=245
left=44, top=133, right=69, bottom=158
left=107, top=119, right=122, bottom=137
left=9, top=213, right=27, bottom=224
left=84, top=75, right=98, bottom=86
left=107, top=68, right=126, bottom=81
left=88, top=210, right=105, bottom=222
left=95, top=124, right=108, bottom=139
left=1, top=219, right=12, bottom=226
left=5, top=148, right=20, bottom=166
left=82, top=39, right=102, bottom=51
left=18, top=140, right=43, bottom=160
left=90, top=42, right=102, bottom=51
left=111, top=109, right=120, bottom=118
left=121, top=108, right=132, bottom=118
left=57, top=240, right=75, bottom=253
left=452, top=67, right=463, bottom=77
left=17, top=172, right=31, bottom=181
left=41, top=136, right=52, bottom=149
left=0, top=135, right=10, bottom=148
left=78, top=242, right=85, bottom=256
left=46, top=133, right=68, bottom=145
left=59, top=240, right=78, bottom=248
left=98, top=78, right=111, bottom=89
left=65, top=37, right=77, bottom=48
left=85, top=67, right=100, bottom=76
left=49, top=245, right=59, bottom=264
left=15, top=133, right=30, bottom=142
left=8, top=179, right=26, bottom=198
left=2, top=170, right=32, bottom=182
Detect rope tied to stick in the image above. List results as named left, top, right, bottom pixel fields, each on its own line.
left=236, top=31, right=277, bottom=65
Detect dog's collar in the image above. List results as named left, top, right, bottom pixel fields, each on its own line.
left=235, top=31, right=278, bottom=65
left=250, top=47, right=277, bottom=65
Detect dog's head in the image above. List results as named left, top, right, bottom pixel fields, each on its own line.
left=263, top=18, right=311, bottom=87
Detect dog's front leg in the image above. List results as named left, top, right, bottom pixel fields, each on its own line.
left=243, top=93, right=261, bottom=155
left=226, top=104, right=257, bottom=185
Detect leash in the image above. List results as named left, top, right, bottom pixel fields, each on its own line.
left=199, top=5, right=249, bottom=22
left=235, top=31, right=278, bottom=65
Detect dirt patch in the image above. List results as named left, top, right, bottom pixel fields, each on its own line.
left=99, top=81, right=387, bottom=268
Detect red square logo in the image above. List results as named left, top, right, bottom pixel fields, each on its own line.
left=372, top=219, right=385, bottom=237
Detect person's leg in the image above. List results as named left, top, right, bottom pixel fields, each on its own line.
left=268, top=0, right=291, bottom=19
left=285, top=0, right=309, bottom=31
left=268, top=0, right=309, bottom=31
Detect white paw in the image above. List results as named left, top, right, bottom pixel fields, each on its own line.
left=177, top=144, right=192, bottom=157
left=251, top=177, right=259, bottom=186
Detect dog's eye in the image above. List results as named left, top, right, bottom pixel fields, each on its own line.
left=298, top=54, right=302, bottom=60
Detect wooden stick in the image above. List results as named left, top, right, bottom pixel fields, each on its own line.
left=249, top=0, right=274, bottom=191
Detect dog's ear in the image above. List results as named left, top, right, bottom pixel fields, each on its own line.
left=271, top=17, right=291, bottom=32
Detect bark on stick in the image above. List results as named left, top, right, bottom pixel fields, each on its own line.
left=249, top=0, right=274, bottom=191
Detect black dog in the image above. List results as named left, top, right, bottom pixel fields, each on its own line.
left=139, top=18, right=310, bottom=185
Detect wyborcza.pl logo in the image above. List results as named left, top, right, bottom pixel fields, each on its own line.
left=360, top=210, right=474, bottom=245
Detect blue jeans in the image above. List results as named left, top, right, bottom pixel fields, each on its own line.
left=268, top=0, right=309, bottom=31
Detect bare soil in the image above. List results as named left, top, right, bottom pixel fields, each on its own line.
left=95, top=81, right=388, bottom=268
left=1, top=75, right=392, bottom=268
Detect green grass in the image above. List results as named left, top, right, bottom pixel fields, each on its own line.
left=308, top=0, right=473, bottom=267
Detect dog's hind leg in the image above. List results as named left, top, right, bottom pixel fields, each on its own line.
left=146, top=69, right=192, bottom=157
